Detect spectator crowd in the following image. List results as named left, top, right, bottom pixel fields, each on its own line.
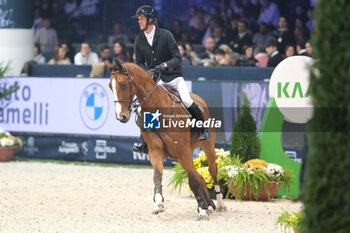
left=26, top=0, right=315, bottom=75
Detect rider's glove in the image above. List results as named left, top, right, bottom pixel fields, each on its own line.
left=147, top=63, right=167, bottom=81
left=154, top=63, right=167, bottom=72
left=149, top=63, right=166, bottom=74
left=147, top=69, right=157, bottom=78
left=147, top=69, right=160, bottom=82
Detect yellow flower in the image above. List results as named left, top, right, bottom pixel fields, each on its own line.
left=243, top=159, right=268, bottom=171
left=215, top=160, right=225, bottom=168
left=193, top=158, right=202, bottom=169
left=187, top=167, right=214, bottom=190
left=192, top=148, right=232, bottom=170
left=197, top=167, right=214, bottom=189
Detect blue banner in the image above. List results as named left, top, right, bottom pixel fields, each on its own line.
left=18, top=134, right=177, bottom=166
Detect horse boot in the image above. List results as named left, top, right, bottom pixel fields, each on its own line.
left=187, top=102, right=211, bottom=141
left=132, top=136, right=149, bottom=154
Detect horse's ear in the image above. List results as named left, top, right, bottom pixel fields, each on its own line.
left=105, top=61, right=112, bottom=71
left=113, top=58, right=123, bottom=71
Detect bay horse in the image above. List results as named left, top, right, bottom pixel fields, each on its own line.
left=106, top=59, right=225, bottom=220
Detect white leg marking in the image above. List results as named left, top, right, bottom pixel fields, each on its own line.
left=152, top=193, right=165, bottom=214
left=215, top=185, right=226, bottom=212
left=111, top=79, right=122, bottom=119
left=154, top=193, right=163, bottom=204
left=197, top=207, right=209, bottom=221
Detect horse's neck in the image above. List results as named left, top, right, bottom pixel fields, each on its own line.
left=135, top=78, right=170, bottom=109
left=125, top=64, right=171, bottom=109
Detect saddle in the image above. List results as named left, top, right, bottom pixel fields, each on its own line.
left=160, top=85, right=206, bottom=145
left=159, top=85, right=203, bottom=115
left=160, top=85, right=182, bottom=102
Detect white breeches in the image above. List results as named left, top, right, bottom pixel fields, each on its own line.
left=158, top=77, right=193, bottom=108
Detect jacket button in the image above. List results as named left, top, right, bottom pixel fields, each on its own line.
left=152, top=51, right=154, bottom=53
left=154, top=58, right=156, bottom=61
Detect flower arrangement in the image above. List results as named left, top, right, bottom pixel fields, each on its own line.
left=276, top=210, right=304, bottom=233
left=0, top=129, right=22, bottom=148
left=218, top=158, right=294, bottom=200
left=0, top=129, right=22, bottom=161
left=168, top=149, right=294, bottom=201
left=168, top=148, right=231, bottom=193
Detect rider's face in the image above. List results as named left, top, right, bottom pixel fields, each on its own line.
left=137, top=16, right=147, bottom=30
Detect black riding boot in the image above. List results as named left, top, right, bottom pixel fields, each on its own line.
left=187, top=102, right=211, bottom=141
left=132, top=136, right=148, bottom=154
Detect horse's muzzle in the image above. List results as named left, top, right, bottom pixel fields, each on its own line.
left=118, top=114, right=129, bottom=123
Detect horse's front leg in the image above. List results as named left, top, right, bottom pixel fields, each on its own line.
left=178, top=150, right=216, bottom=221
left=148, top=148, right=166, bottom=214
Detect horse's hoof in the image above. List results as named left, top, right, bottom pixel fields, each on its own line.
left=208, top=206, right=215, bottom=215
left=196, top=207, right=209, bottom=221
left=196, top=215, right=209, bottom=221
left=215, top=192, right=226, bottom=212
left=217, top=205, right=227, bottom=212
left=152, top=203, right=165, bottom=215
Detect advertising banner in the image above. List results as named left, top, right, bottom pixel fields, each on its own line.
left=0, top=77, right=191, bottom=137
left=18, top=134, right=177, bottom=166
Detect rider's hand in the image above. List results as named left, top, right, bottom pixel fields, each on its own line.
left=147, top=63, right=167, bottom=80
left=154, top=63, right=167, bottom=72
left=147, top=68, right=156, bottom=78
left=147, top=69, right=160, bottom=82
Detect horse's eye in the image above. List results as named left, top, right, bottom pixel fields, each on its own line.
left=121, top=82, right=126, bottom=88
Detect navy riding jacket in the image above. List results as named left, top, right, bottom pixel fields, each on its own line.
left=134, top=26, right=182, bottom=82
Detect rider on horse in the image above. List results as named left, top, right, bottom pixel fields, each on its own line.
left=132, top=5, right=211, bottom=154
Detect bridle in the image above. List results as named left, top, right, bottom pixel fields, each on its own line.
left=111, top=64, right=159, bottom=116
left=111, top=66, right=135, bottom=112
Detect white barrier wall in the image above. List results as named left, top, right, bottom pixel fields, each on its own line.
left=0, top=29, right=34, bottom=75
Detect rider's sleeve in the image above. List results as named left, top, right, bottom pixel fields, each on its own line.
left=165, top=31, right=181, bottom=70
left=134, top=38, right=148, bottom=71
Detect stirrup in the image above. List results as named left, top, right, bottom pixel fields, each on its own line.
left=198, top=129, right=211, bottom=141
left=132, top=139, right=149, bottom=154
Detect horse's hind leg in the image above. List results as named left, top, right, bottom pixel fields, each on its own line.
left=148, top=148, right=166, bottom=214
left=201, top=140, right=226, bottom=212
left=178, top=148, right=216, bottom=220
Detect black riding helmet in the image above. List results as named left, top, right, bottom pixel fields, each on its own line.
left=132, top=5, right=157, bottom=30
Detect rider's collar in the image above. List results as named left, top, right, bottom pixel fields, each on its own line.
left=144, top=25, right=156, bottom=46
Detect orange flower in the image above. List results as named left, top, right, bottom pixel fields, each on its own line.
left=243, top=159, right=268, bottom=171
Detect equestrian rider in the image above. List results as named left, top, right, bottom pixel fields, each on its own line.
left=132, top=5, right=211, bottom=154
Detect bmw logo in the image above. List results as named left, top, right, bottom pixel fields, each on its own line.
left=80, top=83, right=109, bottom=130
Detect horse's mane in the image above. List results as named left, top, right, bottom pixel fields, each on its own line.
left=123, top=63, right=154, bottom=83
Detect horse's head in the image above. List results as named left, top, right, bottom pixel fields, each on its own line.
left=106, top=59, right=136, bottom=123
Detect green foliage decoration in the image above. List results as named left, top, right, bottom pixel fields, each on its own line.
left=301, top=1, right=350, bottom=232
left=276, top=210, right=304, bottom=232
left=230, top=93, right=261, bottom=163
left=0, top=62, right=19, bottom=110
